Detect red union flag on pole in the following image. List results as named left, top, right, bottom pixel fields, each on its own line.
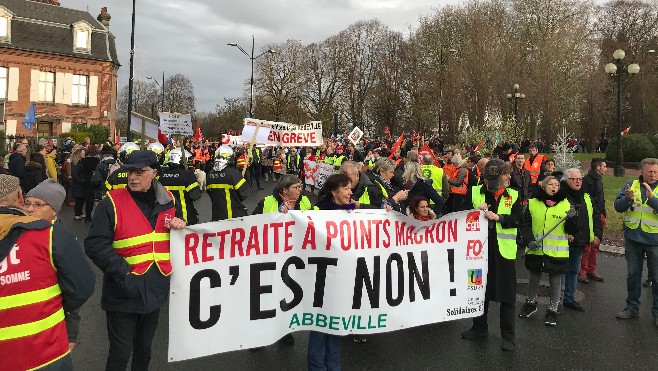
left=621, top=126, right=631, bottom=136
left=388, top=131, right=405, bottom=159
left=418, top=144, right=440, bottom=167
left=194, top=124, right=204, bottom=141
left=384, top=126, right=391, bottom=140
left=474, top=139, right=484, bottom=153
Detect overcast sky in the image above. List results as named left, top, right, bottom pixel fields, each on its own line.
left=72, top=0, right=462, bottom=113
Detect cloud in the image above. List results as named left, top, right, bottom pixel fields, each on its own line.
left=77, top=0, right=457, bottom=112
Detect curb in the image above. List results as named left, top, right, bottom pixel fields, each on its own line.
left=600, top=244, right=624, bottom=255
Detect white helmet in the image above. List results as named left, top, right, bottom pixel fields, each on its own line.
left=147, top=142, right=165, bottom=154
left=168, top=148, right=192, bottom=165
left=215, top=145, right=233, bottom=158
left=119, top=142, right=140, bottom=154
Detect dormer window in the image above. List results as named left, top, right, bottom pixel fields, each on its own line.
left=72, top=21, right=92, bottom=53
left=0, top=6, right=13, bottom=43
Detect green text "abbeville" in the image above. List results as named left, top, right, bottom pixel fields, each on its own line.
left=289, top=312, right=388, bottom=331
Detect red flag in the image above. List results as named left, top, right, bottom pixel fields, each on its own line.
left=157, top=129, right=169, bottom=144
left=194, top=124, right=204, bottom=141
left=384, top=126, right=391, bottom=140
left=474, top=139, right=484, bottom=153
left=621, top=126, right=631, bottom=136
left=419, top=144, right=440, bottom=167
left=388, top=131, right=405, bottom=159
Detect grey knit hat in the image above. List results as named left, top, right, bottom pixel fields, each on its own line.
left=26, top=179, right=66, bottom=213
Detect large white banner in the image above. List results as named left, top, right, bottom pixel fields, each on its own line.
left=240, top=119, right=324, bottom=147
left=168, top=209, right=487, bottom=362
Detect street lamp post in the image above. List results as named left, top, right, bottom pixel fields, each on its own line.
left=227, top=36, right=276, bottom=118
left=147, top=72, right=165, bottom=112
left=126, top=0, right=136, bottom=142
left=605, top=49, right=640, bottom=177
left=506, top=84, right=526, bottom=122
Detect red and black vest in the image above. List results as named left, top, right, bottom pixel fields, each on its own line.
left=107, top=188, right=175, bottom=276
left=0, top=226, right=70, bottom=370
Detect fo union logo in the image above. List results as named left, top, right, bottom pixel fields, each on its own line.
left=466, top=240, right=483, bottom=260
left=468, top=269, right=483, bottom=286
left=465, top=211, right=480, bottom=231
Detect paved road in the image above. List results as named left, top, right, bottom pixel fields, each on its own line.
left=60, top=178, right=657, bottom=370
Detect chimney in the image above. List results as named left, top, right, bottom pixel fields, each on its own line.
left=97, top=7, right=111, bottom=29
left=33, top=0, right=61, bottom=5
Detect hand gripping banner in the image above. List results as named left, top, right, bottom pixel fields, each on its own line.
left=168, top=209, right=488, bottom=361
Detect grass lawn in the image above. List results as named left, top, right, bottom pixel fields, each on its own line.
left=603, top=175, right=628, bottom=233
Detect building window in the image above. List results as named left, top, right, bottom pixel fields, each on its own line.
left=0, top=67, right=7, bottom=100
left=0, top=17, right=7, bottom=38
left=38, top=71, right=55, bottom=103
left=72, top=21, right=92, bottom=52
left=72, top=74, right=88, bottom=105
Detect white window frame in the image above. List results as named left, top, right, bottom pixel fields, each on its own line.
left=0, top=6, right=13, bottom=43
left=38, top=71, right=55, bottom=103
left=72, top=74, right=88, bottom=105
left=72, top=21, right=92, bottom=53
left=0, top=67, right=7, bottom=100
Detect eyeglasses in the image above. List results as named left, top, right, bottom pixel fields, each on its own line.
left=127, top=168, right=152, bottom=176
left=288, top=185, right=302, bottom=190
left=25, top=202, right=49, bottom=209
left=568, top=178, right=582, bottom=182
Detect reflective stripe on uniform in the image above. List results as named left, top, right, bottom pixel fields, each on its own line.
left=0, top=308, right=65, bottom=341
left=0, top=284, right=61, bottom=311
left=124, top=252, right=171, bottom=265
left=113, top=232, right=170, bottom=249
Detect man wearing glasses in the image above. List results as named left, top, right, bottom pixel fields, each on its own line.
left=85, top=150, right=187, bottom=370
left=559, top=169, right=602, bottom=313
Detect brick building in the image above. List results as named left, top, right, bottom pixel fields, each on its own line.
left=0, top=0, right=119, bottom=140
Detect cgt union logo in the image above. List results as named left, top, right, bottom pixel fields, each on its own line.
left=466, top=240, right=483, bottom=261
left=465, top=211, right=480, bottom=231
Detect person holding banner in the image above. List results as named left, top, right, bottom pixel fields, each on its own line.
left=308, top=173, right=355, bottom=370
left=207, top=145, right=249, bottom=221
left=462, top=159, right=523, bottom=351
left=84, top=150, right=187, bottom=370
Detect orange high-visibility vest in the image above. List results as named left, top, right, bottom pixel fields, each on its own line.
left=107, top=188, right=175, bottom=275
left=0, top=227, right=69, bottom=370
left=273, top=158, right=283, bottom=171
left=524, top=154, right=547, bottom=184
left=450, top=167, right=469, bottom=195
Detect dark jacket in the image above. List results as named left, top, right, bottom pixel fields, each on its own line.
left=368, top=171, right=403, bottom=213
left=352, top=172, right=385, bottom=209
left=582, top=169, right=606, bottom=217
left=510, top=165, right=531, bottom=201
left=558, top=180, right=603, bottom=247
left=206, top=165, right=249, bottom=221
left=405, top=178, right=444, bottom=216
left=7, top=152, right=26, bottom=181
left=159, top=164, right=202, bottom=225
left=466, top=187, right=522, bottom=303
left=22, top=160, right=47, bottom=193
left=84, top=180, right=181, bottom=313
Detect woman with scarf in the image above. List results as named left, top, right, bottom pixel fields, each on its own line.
left=308, top=173, right=355, bottom=371
left=368, top=157, right=408, bottom=213
left=408, top=196, right=436, bottom=221
left=461, top=159, right=523, bottom=351
left=518, top=175, right=578, bottom=326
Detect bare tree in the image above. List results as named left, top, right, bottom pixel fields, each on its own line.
left=163, top=73, right=196, bottom=115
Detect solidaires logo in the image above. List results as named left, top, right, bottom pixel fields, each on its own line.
left=468, top=269, right=483, bottom=286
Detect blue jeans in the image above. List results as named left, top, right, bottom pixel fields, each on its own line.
left=307, top=331, right=341, bottom=371
left=563, top=245, right=584, bottom=304
left=624, top=239, right=658, bottom=317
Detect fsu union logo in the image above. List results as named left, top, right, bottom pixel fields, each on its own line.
left=466, top=240, right=484, bottom=260
left=466, top=211, right=480, bottom=231
left=468, top=269, right=483, bottom=286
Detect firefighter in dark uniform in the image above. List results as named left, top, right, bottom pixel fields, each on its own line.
left=159, top=148, right=201, bottom=225
left=105, top=142, right=139, bottom=193
left=207, top=145, right=249, bottom=221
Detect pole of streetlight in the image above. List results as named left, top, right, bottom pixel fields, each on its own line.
left=249, top=36, right=255, bottom=118
left=161, top=71, right=165, bottom=112
left=126, top=0, right=136, bottom=142
left=614, top=59, right=624, bottom=177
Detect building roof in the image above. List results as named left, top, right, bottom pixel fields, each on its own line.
left=0, top=0, right=119, bottom=65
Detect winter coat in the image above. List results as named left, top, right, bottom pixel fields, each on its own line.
left=558, top=180, right=603, bottom=247
left=405, top=178, right=444, bottom=216
left=582, top=169, right=606, bottom=217
left=23, top=160, right=47, bottom=193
